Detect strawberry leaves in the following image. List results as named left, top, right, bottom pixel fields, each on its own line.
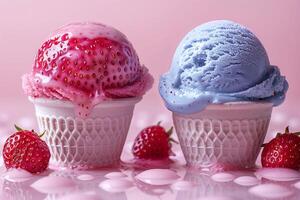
left=14, top=124, right=46, bottom=138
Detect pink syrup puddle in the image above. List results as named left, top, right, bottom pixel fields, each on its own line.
left=76, top=174, right=95, bottom=181
left=211, top=172, right=235, bottom=182
left=2, top=169, right=34, bottom=182
left=135, top=169, right=180, bottom=186
left=58, top=192, right=101, bottom=200
left=104, top=172, right=127, bottom=179
left=233, top=176, right=260, bottom=186
left=99, top=178, right=133, bottom=193
left=249, top=183, right=293, bottom=199
left=255, top=168, right=300, bottom=181
left=31, top=175, right=76, bottom=194
left=171, top=180, right=194, bottom=191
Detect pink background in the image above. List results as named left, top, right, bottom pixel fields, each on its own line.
left=0, top=0, right=299, bottom=130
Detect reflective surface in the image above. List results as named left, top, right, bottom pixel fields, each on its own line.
left=0, top=100, right=299, bottom=200
left=1, top=158, right=300, bottom=200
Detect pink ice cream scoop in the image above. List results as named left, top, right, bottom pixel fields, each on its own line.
left=22, top=22, right=153, bottom=169
left=22, top=22, right=153, bottom=117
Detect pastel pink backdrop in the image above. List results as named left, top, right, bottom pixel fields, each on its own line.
left=0, top=0, right=299, bottom=134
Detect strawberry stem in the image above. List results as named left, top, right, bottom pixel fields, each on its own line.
left=285, top=126, right=290, bottom=134
left=157, top=121, right=162, bottom=126
left=166, top=127, right=173, bottom=136
left=169, top=138, right=179, bottom=144
left=14, top=125, right=23, bottom=131
left=166, top=127, right=178, bottom=144
left=39, top=130, right=46, bottom=138
left=276, top=132, right=282, bottom=137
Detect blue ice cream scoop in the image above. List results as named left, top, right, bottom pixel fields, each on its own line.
left=159, top=20, right=288, bottom=114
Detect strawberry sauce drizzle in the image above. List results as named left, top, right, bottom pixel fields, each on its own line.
left=23, top=22, right=153, bottom=117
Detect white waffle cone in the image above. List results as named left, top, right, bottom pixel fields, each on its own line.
left=173, top=102, right=272, bottom=170
left=29, top=97, right=141, bottom=169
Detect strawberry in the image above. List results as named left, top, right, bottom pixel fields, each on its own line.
left=3, top=126, right=50, bottom=173
left=132, top=122, right=177, bottom=160
left=33, top=23, right=142, bottom=99
left=261, top=127, right=300, bottom=170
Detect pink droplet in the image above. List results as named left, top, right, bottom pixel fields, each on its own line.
left=99, top=178, right=133, bottom=193
left=255, top=168, right=300, bottom=181
left=31, top=176, right=76, bottom=193
left=171, top=180, right=194, bottom=190
left=249, top=184, right=293, bottom=199
left=135, top=169, right=180, bottom=186
left=104, top=172, right=126, bottom=179
left=295, top=181, right=300, bottom=189
left=3, top=169, right=33, bottom=182
left=211, top=173, right=235, bottom=182
left=233, top=176, right=259, bottom=186
left=76, top=174, right=95, bottom=181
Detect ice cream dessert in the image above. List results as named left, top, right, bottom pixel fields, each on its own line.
left=159, top=20, right=288, bottom=113
left=23, top=22, right=153, bottom=117
left=22, top=22, right=153, bottom=169
left=159, top=20, right=288, bottom=170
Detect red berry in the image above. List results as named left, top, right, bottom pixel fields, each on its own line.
left=132, top=123, right=174, bottom=160
left=261, top=127, right=300, bottom=170
left=3, top=129, right=50, bottom=173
